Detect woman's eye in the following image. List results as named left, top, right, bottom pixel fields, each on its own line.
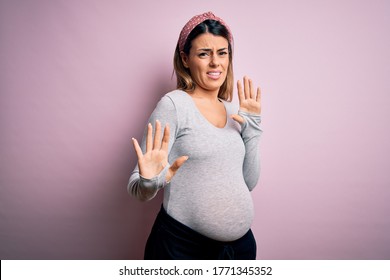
left=198, top=52, right=208, bottom=57
left=218, top=51, right=228, bottom=56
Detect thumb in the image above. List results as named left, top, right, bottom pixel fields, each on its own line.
left=231, top=114, right=245, bottom=124
left=166, top=156, right=189, bottom=181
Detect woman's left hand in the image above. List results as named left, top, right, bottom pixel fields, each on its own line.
left=231, top=76, right=261, bottom=124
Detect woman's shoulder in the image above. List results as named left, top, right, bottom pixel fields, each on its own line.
left=161, top=89, right=192, bottom=107
left=152, top=90, right=191, bottom=126
left=153, top=89, right=191, bottom=113
left=150, top=91, right=185, bottom=122
left=165, top=89, right=188, bottom=101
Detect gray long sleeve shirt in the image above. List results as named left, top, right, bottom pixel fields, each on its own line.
left=128, top=90, right=262, bottom=241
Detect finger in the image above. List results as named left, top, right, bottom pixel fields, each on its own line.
left=256, top=87, right=261, bottom=103
left=249, top=78, right=255, bottom=99
left=145, top=123, right=153, bottom=152
left=153, top=120, right=161, bottom=149
left=166, top=156, right=189, bottom=182
left=231, top=114, right=245, bottom=124
left=161, top=123, right=170, bottom=151
left=237, top=79, right=244, bottom=103
left=244, top=76, right=250, bottom=99
left=131, top=138, right=143, bottom=159
left=169, top=156, right=189, bottom=174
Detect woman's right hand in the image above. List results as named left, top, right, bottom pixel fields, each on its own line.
left=132, top=120, right=188, bottom=183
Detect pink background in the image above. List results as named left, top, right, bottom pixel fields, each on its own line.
left=1, top=0, right=389, bottom=259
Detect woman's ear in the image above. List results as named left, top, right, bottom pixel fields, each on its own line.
left=180, top=51, right=189, bottom=68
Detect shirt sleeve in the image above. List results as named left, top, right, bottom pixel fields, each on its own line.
left=238, top=110, right=262, bottom=191
left=127, top=95, right=178, bottom=201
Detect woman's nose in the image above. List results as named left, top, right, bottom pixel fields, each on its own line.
left=209, top=54, right=219, bottom=67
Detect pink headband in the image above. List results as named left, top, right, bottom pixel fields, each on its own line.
left=178, top=11, right=233, bottom=52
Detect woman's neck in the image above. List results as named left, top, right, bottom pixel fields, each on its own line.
left=189, top=87, right=220, bottom=103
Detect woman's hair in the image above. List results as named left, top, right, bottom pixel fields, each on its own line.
left=173, top=19, right=234, bottom=101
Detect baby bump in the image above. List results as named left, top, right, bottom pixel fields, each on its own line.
left=166, top=180, right=254, bottom=242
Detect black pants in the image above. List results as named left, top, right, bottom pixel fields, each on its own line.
left=144, top=205, right=257, bottom=260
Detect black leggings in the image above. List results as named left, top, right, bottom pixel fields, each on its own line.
left=144, top=205, right=257, bottom=260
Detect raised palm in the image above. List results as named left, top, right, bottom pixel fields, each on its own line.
left=231, top=76, right=261, bottom=124
left=132, top=120, right=188, bottom=182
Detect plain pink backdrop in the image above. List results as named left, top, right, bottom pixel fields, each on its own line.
left=1, top=0, right=389, bottom=259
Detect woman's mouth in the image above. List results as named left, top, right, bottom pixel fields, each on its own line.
left=207, top=71, right=222, bottom=80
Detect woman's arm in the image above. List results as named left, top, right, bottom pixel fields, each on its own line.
left=238, top=111, right=262, bottom=190
left=231, top=76, right=262, bottom=191
left=128, top=96, right=188, bottom=201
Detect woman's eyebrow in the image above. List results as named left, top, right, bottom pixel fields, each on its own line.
left=197, top=47, right=228, bottom=52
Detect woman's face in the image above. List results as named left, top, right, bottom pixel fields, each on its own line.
left=181, top=33, right=229, bottom=94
